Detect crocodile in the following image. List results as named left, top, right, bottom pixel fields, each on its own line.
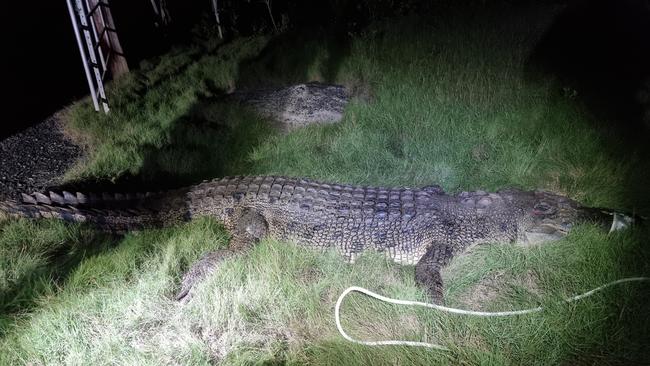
left=0, top=175, right=634, bottom=302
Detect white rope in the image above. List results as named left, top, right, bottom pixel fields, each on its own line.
left=335, top=277, right=650, bottom=350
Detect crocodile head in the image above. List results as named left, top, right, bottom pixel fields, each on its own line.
left=500, top=189, right=635, bottom=245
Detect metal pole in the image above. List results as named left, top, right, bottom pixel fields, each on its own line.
left=160, top=0, right=171, bottom=24
left=150, top=0, right=171, bottom=26
left=76, top=0, right=109, bottom=112
left=150, top=0, right=160, bottom=17
left=263, top=0, right=278, bottom=33
left=66, top=0, right=100, bottom=111
left=211, top=0, right=223, bottom=39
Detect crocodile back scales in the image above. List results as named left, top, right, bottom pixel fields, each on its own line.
left=1, top=176, right=525, bottom=265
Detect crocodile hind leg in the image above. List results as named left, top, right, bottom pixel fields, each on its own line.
left=414, top=243, right=453, bottom=304
left=176, top=209, right=268, bottom=303
left=176, top=249, right=234, bottom=302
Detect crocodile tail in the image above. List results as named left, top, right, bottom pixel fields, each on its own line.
left=0, top=188, right=191, bottom=232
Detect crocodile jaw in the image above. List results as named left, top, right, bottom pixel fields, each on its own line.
left=521, top=209, right=636, bottom=245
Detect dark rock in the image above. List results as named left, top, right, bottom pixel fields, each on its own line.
left=228, top=82, right=350, bottom=131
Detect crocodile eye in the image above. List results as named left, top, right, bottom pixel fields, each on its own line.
left=533, top=201, right=555, bottom=214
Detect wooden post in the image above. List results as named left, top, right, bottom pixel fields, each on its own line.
left=87, top=0, right=129, bottom=79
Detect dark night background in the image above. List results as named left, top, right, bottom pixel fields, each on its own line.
left=1, top=0, right=649, bottom=139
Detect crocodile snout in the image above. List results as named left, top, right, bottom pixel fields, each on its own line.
left=579, top=207, right=638, bottom=233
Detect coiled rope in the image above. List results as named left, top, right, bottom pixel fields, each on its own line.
left=335, top=277, right=650, bottom=350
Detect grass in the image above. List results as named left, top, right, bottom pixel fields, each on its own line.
left=2, top=3, right=650, bottom=365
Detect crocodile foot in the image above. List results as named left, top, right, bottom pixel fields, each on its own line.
left=414, top=242, right=452, bottom=304
left=415, top=264, right=444, bottom=304
left=176, top=209, right=269, bottom=303
left=176, top=249, right=235, bottom=303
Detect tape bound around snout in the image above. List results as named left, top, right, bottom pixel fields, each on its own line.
left=609, top=212, right=634, bottom=233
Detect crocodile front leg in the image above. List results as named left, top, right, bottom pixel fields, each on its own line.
left=176, top=209, right=268, bottom=302
left=414, top=242, right=454, bottom=304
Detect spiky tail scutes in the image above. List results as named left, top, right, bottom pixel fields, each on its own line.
left=0, top=188, right=192, bottom=232
left=0, top=201, right=23, bottom=222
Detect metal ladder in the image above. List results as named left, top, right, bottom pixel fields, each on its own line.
left=66, top=0, right=126, bottom=113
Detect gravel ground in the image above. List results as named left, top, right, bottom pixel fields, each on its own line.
left=0, top=113, right=84, bottom=200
